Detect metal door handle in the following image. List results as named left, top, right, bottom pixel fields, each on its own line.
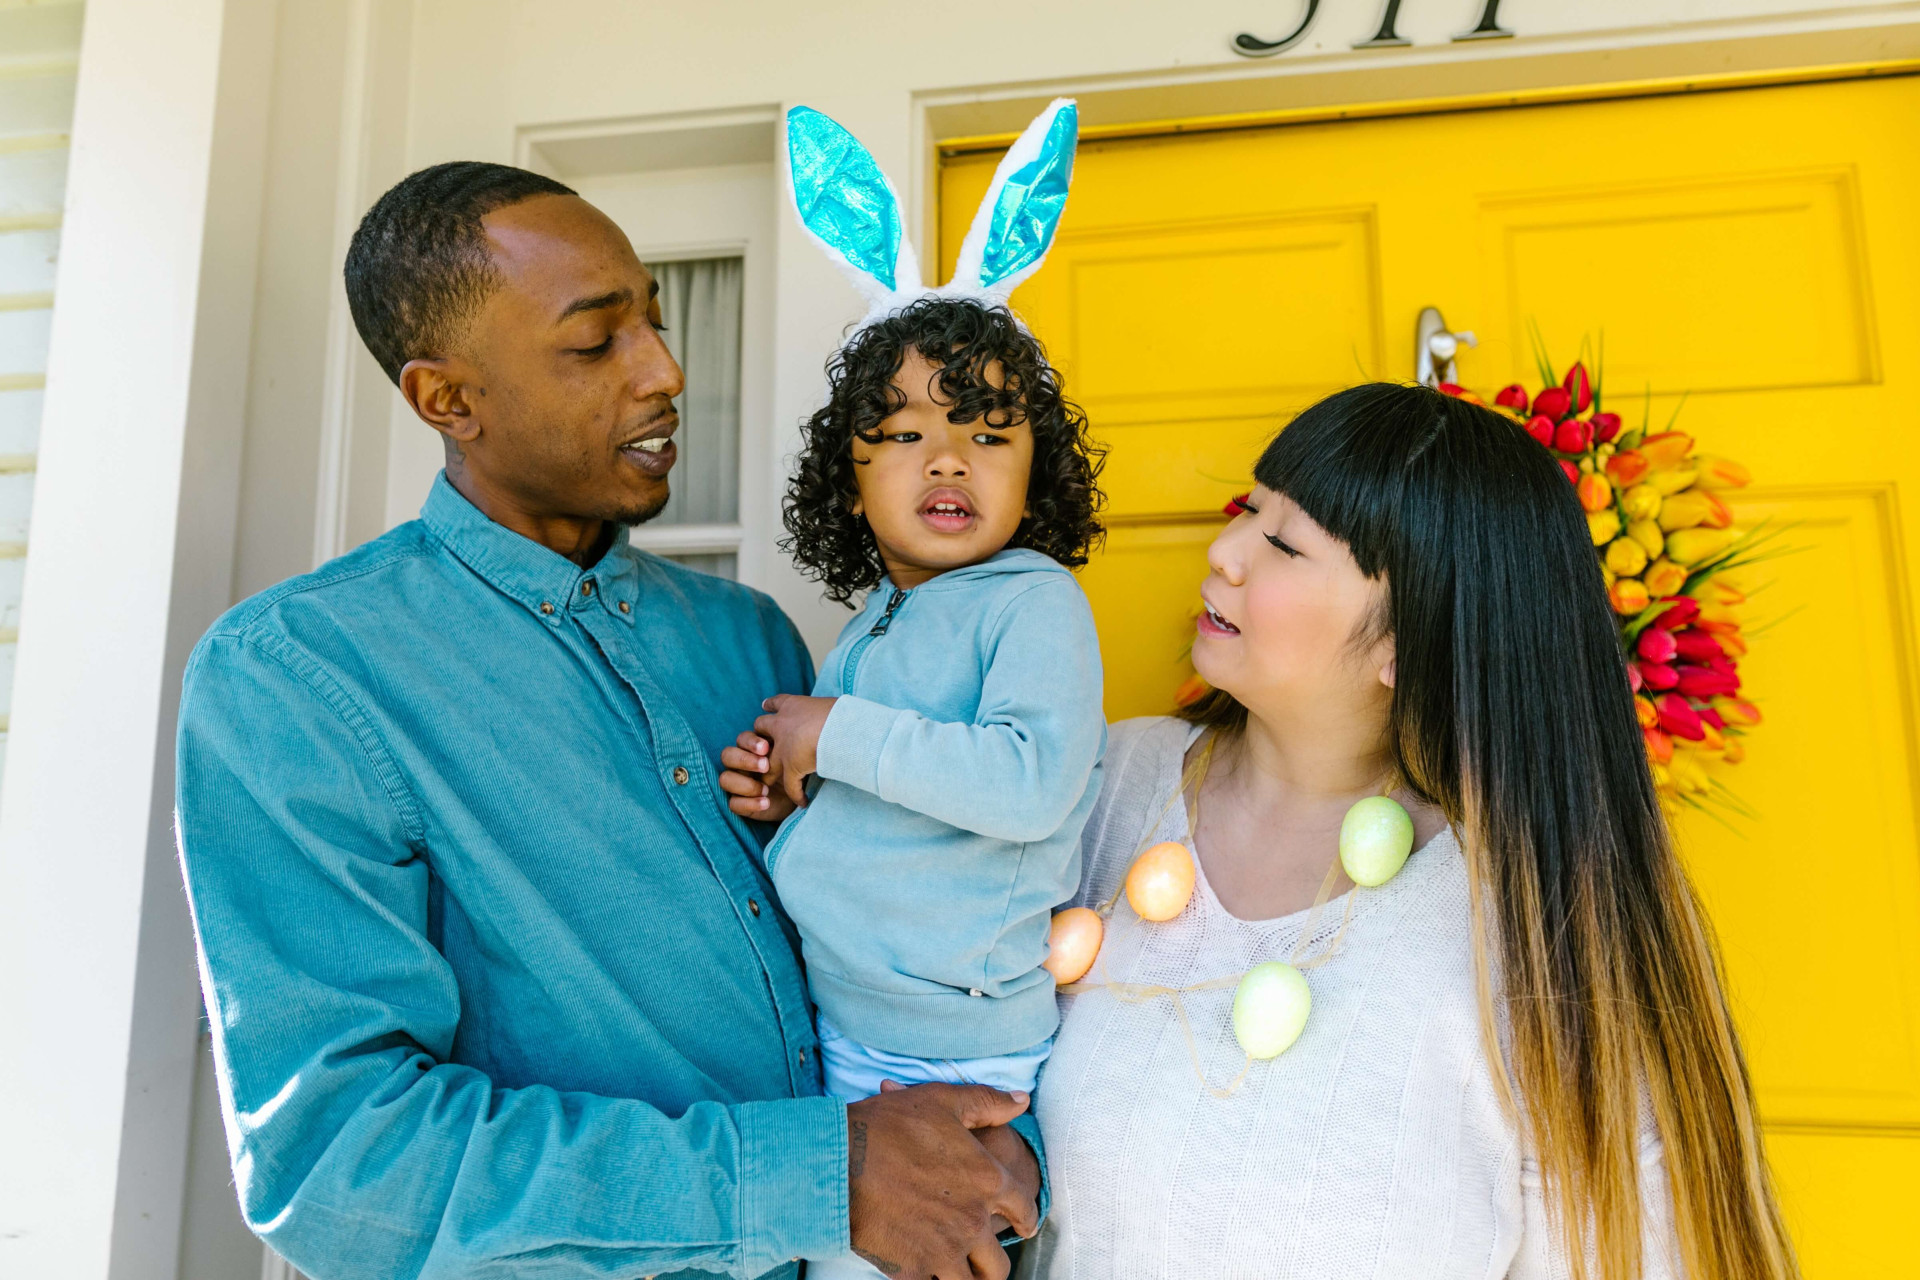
left=1415, top=306, right=1476, bottom=387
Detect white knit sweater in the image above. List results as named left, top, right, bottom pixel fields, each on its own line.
left=1022, top=717, right=1679, bottom=1279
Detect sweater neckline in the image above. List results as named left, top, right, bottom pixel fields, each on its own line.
left=1160, top=720, right=1457, bottom=931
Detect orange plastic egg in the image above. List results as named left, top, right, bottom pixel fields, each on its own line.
left=1043, top=907, right=1104, bottom=985
left=1125, top=841, right=1196, bottom=922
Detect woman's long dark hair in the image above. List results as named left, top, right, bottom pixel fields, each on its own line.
left=1185, top=383, right=1794, bottom=1280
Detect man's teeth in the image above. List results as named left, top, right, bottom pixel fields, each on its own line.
left=627, top=438, right=669, bottom=453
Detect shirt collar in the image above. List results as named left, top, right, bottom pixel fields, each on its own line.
left=419, top=472, right=643, bottom=625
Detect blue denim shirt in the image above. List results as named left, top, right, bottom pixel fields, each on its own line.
left=176, top=475, right=884, bottom=1279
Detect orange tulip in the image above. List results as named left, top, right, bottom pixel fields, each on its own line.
left=1638, top=431, right=1695, bottom=469
left=1634, top=696, right=1659, bottom=729
left=1697, top=722, right=1726, bottom=752
left=1709, top=578, right=1747, bottom=606
left=1610, top=578, right=1650, bottom=614
left=1693, top=455, right=1752, bottom=490
left=1174, top=672, right=1210, bottom=708
left=1606, top=450, right=1651, bottom=488
left=1718, top=630, right=1749, bottom=657
left=1576, top=473, right=1613, bottom=513
left=1643, top=726, right=1674, bottom=764
left=1713, top=698, right=1762, bottom=727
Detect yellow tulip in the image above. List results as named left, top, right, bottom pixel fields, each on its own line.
left=1646, top=466, right=1700, bottom=496
left=1627, top=520, right=1665, bottom=558
left=1621, top=484, right=1663, bottom=522
left=1694, top=455, right=1752, bottom=490
left=1667, top=751, right=1711, bottom=795
left=1657, top=491, right=1715, bottom=532
left=1605, top=537, right=1649, bottom=577
left=1643, top=559, right=1688, bottom=596
left=1666, top=527, right=1734, bottom=565
left=1638, top=431, right=1695, bottom=469
left=1587, top=509, right=1621, bottom=546
left=1721, top=736, right=1747, bottom=764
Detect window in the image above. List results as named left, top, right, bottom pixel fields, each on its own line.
left=642, top=255, right=742, bottom=577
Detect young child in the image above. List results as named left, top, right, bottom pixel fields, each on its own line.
left=718, top=103, right=1104, bottom=1247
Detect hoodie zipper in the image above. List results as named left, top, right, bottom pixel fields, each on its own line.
left=838, top=584, right=910, bottom=695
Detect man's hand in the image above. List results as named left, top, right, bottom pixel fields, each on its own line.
left=845, top=1082, right=1039, bottom=1280
left=752, top=694, right=836, bottom=807
left=718, top=730, right=796, bottom=822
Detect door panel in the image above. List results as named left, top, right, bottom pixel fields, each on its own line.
left=941, top=72, right=1920, bottom=1275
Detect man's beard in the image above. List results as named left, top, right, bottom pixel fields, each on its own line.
left=608, top=485, right=671, bottom=528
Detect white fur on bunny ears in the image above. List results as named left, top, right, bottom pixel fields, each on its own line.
left=782, top=98, right=1078, bottom=331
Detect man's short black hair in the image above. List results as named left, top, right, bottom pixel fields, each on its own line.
left=344, top=161, right=577, bottom=385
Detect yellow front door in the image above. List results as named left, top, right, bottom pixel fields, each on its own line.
left=942, top=71, right=1920, bottom=1277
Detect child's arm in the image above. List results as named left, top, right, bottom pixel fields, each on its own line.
left=814, top=576, right=1105, bottom=843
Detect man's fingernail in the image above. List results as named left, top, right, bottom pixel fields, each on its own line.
left=1010, top=1091, right=1030, bottom=1105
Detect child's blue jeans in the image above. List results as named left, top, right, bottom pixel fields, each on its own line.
left=808, top=1016, right=1053, bottom=1280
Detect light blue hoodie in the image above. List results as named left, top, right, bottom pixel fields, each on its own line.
left=764, top=549, right=1106, bottom=1060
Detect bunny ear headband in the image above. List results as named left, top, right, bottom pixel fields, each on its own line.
left=783, top=97, right=1078, bottom=332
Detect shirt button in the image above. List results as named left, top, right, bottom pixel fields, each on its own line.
left=539, top=602, right=554, bottom=615
left=799, top=1047, right=809, bottom=1065
left=619, top=600, right=631, bottom=614
left=968, top=988, right=983, bottom=997
left=672, top=766, right=690, bottom=786
left=748, top=898, right=761, bottom=917
left=582, top=580, right=595, bottom=596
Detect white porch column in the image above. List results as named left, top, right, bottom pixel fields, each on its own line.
left=0, top=0, right=276, bottom=1276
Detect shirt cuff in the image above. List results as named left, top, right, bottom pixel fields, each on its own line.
left=1006, top=1111, right=1051, bottom=1230
left=737, top=1095, right=850, bottom=1275
left=814, top=695, right=902, bottom=797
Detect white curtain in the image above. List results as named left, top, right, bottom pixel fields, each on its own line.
left=646, top=256, right=742, bottom=577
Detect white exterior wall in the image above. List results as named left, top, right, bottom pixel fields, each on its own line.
left=1, top=4, right=1916, bottom=1279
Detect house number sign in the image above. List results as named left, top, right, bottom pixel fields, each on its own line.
left=1234, top=0, right=1512, bottom=56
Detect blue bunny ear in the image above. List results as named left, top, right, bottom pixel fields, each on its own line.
left=784, top=106, right=920, bottom=308
left=950, top=99, right=1078, bottom=299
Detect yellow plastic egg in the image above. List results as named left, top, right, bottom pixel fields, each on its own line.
left=1232, top=961, right=1312, bottom=1059
left=1043, top=907, right=1104, bottom=985
left=1125, top=841, right=1196, bottom=922
left=1339, top=796, right=1415, bottom=888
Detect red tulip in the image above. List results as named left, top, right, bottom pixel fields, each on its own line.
left=1672, top=629, right=1724, bottom=663
left=1636, top=628, right=1678, bottom=663
left=1525, top=415, right=1555, bottom=448
left=1698, top=706, right=1726, bottom=730
left=1532, top=386, right=1572, bottom=420
left=1638, top=661, right=1679, bottom=691
left=1627, top=663, right=1645, bottom=692
left=1656, top=693, right=1705, bottom=741
left=1591, top=411, right=1622, bottom=443
left=1676, top=665, right=1740, bottom=698
left=1438, top=382, right=1465, bottom=397
left=1495, top=384, right=1530, bottom=410
left=1554, top=419, right=1593, bottom=453
left=1650, top=597, right=1700, bottom=630
left=1563, top=362, right=1593, bottom=413
left=1559, top=459, right=1579, bottom=484
left=1605, top=450, right=1650, bottom=487
left=1224, top=492, right=1251, bottom=516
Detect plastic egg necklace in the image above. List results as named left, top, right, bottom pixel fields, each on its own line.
left=1047, top=731, right=1418, bottom=1095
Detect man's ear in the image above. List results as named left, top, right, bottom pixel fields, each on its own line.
left=399, top=357, right=482, bottom=450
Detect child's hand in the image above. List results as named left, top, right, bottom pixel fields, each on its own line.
left=753, top=694, right=837, bottom=807
left=719, top=730, right=795, bottom=822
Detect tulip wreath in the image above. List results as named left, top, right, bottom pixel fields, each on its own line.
left=1180, top=359, right=1777, bottom=814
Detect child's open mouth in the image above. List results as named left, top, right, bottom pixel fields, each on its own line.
left=919, top=488, right=976, bottom=533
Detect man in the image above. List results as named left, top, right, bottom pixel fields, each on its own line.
left=175, top=162, right=1041, bottom=1280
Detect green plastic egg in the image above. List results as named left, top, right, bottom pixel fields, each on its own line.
left=1232, top=961, right=1312, bottom=1059
left=1339, top=795, right=1415, bottom=888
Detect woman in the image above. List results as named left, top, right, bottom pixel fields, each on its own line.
left=1025, top=384, right=1795, bottom=1279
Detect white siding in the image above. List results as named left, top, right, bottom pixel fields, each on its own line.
left=0, top=0, right=81, bottom=784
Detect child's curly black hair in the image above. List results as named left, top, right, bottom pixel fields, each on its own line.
left=781, top=296, right=1106, bottom=606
